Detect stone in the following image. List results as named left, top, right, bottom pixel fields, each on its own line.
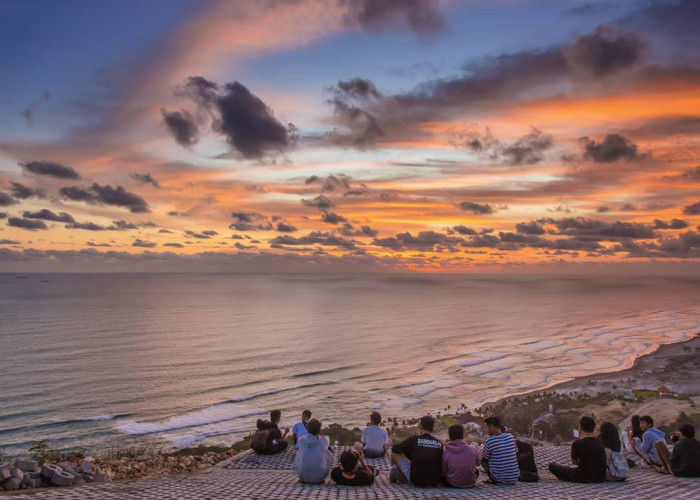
left=41, top=464, right=62, bottom=479
left=81, top=460, right=93, bottom=474
left=0, top=463, right=11, bottom=480
left=72, top=475, right=85, bottom=486
left=28, top=471, right=42, bottom=479
left=83, top=474, right=94, bottom=483
left=25, top=477, right=42, bottom=489
left=51, top=469, right=75, bottom=486
left=3, top=477, right=22, bottom=491
left=15, top=458, right=39, bottom=471
left=93, top=473, right=109, bottom=483
left=10, top=467, right=25, bottom=481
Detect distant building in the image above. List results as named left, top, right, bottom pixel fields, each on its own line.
left=657, top=385, right=674, bottom=398
left=616, top=388, right=635, bottom=401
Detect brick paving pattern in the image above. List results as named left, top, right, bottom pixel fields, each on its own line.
left=3, top=447, right=697, bottom=499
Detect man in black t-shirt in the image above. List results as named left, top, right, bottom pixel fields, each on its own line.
left=390, top=415, right=443, bottom=487
left=549, top=416, right=606, bottom=483
left=331, top=450, right=376, bottom=486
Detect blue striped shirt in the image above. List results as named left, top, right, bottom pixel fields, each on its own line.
left=482, top=432, right=519, bottom=484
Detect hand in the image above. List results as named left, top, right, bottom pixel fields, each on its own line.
left=284, top=427, right=290, bottom=433
left=670, top=431, right=680, bottom=439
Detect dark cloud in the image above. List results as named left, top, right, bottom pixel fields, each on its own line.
left=132, top=239, right=157, bottom=248
left=159, top=229, right=173, bottom=233
left=230, top=211, right=271, bottom=231
left=169, top=77, right=297, bottom=158
left=301, top=195, right=334, bottom=210
left=66, top=221, right=109, bottom=231
left=185, top=230, right=214, bottom=239
left=305, top=173, right=352, bottom=192
left=597, top=205, right=611, bottom=213
left=684, top=201, right=700, bottom=215
left=500, top=128, right=553, bottom=164
left=544, top=217, right=655, bottom=239
left=321, top=211, right=347, bottom=225
left=269, top=231, right=357, bottom=250
left=459, top=201, right=496, bottom=215
left=678, top=166, right=700, bottom=182
left=0, top=192, right=18, bottom=207
left=161, top=109, right=199, bottom=147
left=20, top=161, right=80, bottom=179
left=0, top=239, right=20, bottom=245
left=339, top=223, right=378, bottom=237
left=164, top=242, right=184, bottom=248
left=325, top=79, right=385, bottom=147
left=23, top=209, right=75, bottom=223
left=276, top=222, right=297, bottom=233
left=129, top=172, right=161, bottom=188
left=564, top=25, right=647, bottom=77
left=581, top=134, right=638, bottom=162
left=340, top=0, right=447, bottom=38
left=7, top=217, right=47, bottom=231
left=654, top=219, right=688, bottom=230
left=111, top=220, right=139, bottom=230
left=0, top=212, right=7, bottom=219
left=10, top=182, right=45, bottom=199
left=515, top=221, right=546, bottom=235
left=630, top=116, right=700, bottom=139
left=452, top=225, right=478, bottom=235
left=59, top=183, right=150, bottom=213
left=373, top=231, right=465, bottom=251
left=20, top=90, right=51, bottom=126
left=86, top=242, right=112, bottom=248
left=168, top=211, right=190, bottom=217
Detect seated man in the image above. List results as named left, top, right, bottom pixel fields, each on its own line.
left=390, top=415, right=443, bottom=487
left=548, top=416, right=606, bottom=483
left=251, top=409, right=289, bottom=455
left=480, top=416, right=519, bottom=485
left=331, top=449, right=376, bottom=486
left=359, top=411, right=391, bottom=458
left=442, top=424, right=479, bottom=488
left=657, top=423, right=700, bottom=477
left=295, top=418, right=332, bottom=484
left=292, top=409, right=312, bottom=450
left=630, top=415, right=666, bottom=466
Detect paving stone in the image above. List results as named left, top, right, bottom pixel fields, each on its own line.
left=15, top=459, right=38, bottom=472
left=1, top=447, right=697, bottom=499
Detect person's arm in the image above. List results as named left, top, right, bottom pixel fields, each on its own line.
left=282, top=427, right=290, bottom=439
left=391, top=437, right=412, bottom=456
left=639, top=432, right=654, bottom=454
left=571, top=441, right=580, bottom=465
left=360, top=428, right=367, bottom=447
left=481, top=439, right=490, bottom=461
left=358, top=453, right=372, bottom=475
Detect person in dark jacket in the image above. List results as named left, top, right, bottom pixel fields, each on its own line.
left=656, top=424, right=700, bottom=477
left=251, top=409, right=289, bottom=455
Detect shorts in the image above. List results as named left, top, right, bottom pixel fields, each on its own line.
left=389, top=458, right=411, bottom=484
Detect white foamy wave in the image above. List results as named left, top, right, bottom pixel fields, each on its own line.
left=215, top=389, right=280, bottom=404
left=81, top=415, right=117, bottom=421
left=168, top=425, right=250, bottom=449
left=117, top=405, right=265, bottom=435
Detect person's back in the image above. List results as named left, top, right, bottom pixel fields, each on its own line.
left=670, top=425, right=700, bottom=477
left=292, top=410, right=312, bottom=450
left=442, top=425, right=479, bottom=488
left=391, top=416, right=443, bottom=487
left=482, top=431, right=519, bottom=484
left=362, top=425, right=389, bottom=457
left=573, top=436, right=607, bottom=483
left=295, top=419, right=331, bottom=484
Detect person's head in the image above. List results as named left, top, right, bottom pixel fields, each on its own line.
left=678, top=424, right=695, bottom=440
left=631, top=415, right=641, bottom=428
left=598, top=421, right=621, bottom=452
left=339, top=450, right=359, bottom=472
left=307, top=418, right=321, bottom=436
left=579, top=416, right=596, bottom=434
left=419, top=415, right=435, bottom=433
left=301, top=409, right=312, bottom=422
left=448, top=424, right=464, bottom=441
left=370, top=411, right=382, bottom=426
left=484, top=416, right=501, bottom=435
left=270, top=409, right=281, bottom=423
left=640, top=415, right=654, bottom=430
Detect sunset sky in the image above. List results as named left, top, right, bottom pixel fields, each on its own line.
left=1, top=0, right=699, bottom=272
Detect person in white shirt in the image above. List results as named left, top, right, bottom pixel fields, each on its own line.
left=358, top=411, right=391, bottom=458
left=292, top=409, right=312, bottom=450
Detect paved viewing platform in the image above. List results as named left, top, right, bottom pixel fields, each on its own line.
left=3, top=446, right=697, bottom=499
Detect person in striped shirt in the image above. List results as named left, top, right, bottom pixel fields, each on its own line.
left=480, top=416, right=519, bottom=485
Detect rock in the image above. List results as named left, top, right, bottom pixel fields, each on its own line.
left=51, top=469, right=75, bottom=486
left=0, top=463, right=11, bottom=480
left=10, top=467, right=25, bottom=481
left=83, top=474, right=94, bottom=483
left=25, top=477, right=42, bottom=489
left=15, top=458, right=39, bottom=472
left=28, top=471, right=42, bottom=479
left=93, top=473, right=109, bottom=483
left=3, top=477, right=22, bottom=491
left=41, top=464, right=62, bottom=479
left=81, top=460, right=93, bottom=474
left=72, top=475, right=85, bottom=486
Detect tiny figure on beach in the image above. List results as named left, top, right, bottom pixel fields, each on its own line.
left=655, top=423, right=700, bottom=477
left=480, top=416, right=519, bottom=485
left=356, top=411, right=391, bottom=458
left=295, top=418, right=332, bottom=484
left=629, top=415, right=666, bottom=466
left=250, top=409, right=289, bottom=455
left=292, top=409, right=312, bottom=450
left=549, top=416, right=606, bottom=483
left=390, top=415, right=443, bottom=487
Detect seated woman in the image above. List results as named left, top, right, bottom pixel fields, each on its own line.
left=598, top=422, right=628, bottom=481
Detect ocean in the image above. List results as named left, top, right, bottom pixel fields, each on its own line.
left=1, top=273, right=698, bottom=456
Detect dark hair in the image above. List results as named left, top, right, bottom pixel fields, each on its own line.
left=370, top=411, right=381, bottom=425
left=339, top=450, right=359, bottom=471
left=631, top=415, right=643, bottom=439
left=484, top=416, right=501, bottom=428
left=302, top=410, right=312, bottom=419
left=598, top=421, right=621, bottom=452
left=679, top=424, right=695, bottom=439
left=307, top=418, right=321, bottom=436
left=579, top=416, right=595, bottom=433
left=640, top=415, right=654, bottom=426
left=448, top=424, right=464, bottom=441
left=270, top=409, right=281, bottom=423
left=420, top=415, right=435, bottom=432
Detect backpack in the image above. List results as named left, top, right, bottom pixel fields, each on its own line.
left=251, top=428, right=272, bottom=452
left=516, top=440, right=540, bottom=482
left=609, top=451, right=630, bottom=479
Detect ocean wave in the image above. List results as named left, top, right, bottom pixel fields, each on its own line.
left=215, top=389, right=279, bottom=404
left=117, top=405, right=265, bottom=435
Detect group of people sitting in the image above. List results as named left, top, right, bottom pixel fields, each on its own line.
left=250, top=409, right=699, bottom=488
